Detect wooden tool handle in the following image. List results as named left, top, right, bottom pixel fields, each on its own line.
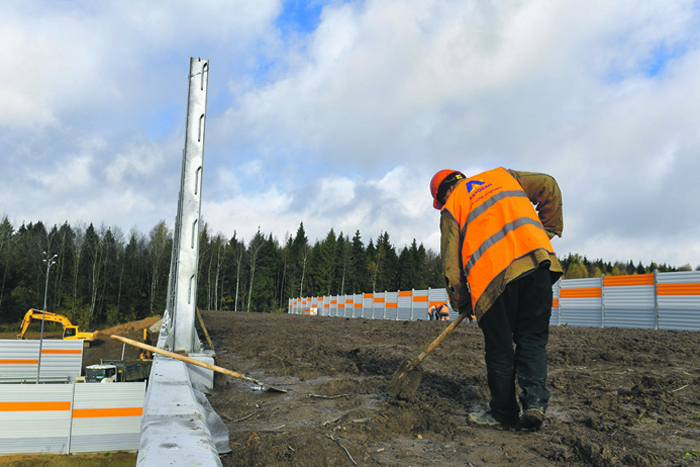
left=412, top=312, right=468, bottom=364
left=110, top=334, right=253, bottom=383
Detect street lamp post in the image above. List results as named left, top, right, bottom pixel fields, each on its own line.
left=36, top=252, right=58, bottom=384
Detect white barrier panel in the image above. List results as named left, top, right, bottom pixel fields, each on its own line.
left=657, top=271, right=700, bottom=331
left=0, top=339, right=83, bottom=383
left=559, top=277, right=603, bottom=327
left=550, top=280, right=561, bottom=326
left=0, top=382, right=145, bottom=455
left=290, top=270, right=700, bottom=331
left=603, top=275, right=656, bottom=329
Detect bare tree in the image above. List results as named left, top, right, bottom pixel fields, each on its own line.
left=148, top=221, right=171, bottom=314
left=212, top=234, right=226, bottom=311
left=299, top=246, right=309, bottom=298
left=0, top=216, right=15, bottom=317
left=71, top=223, right=86, bottom=323
left=87, top=225, right=111, bottom=322
left=246, top=230, right=266, bottom=312
left=234, top=240, right=245, bottom=312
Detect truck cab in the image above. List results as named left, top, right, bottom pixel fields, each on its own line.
left=85, top=364, right=118, bottom=383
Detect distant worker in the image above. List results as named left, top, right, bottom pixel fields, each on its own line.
left=430, top=168, right=563, bottom=431
left=428, top=302, right=449, bottom=320
left=140, top=328, right=152, bottom=360
left=429, top=302, right=451, bottom=321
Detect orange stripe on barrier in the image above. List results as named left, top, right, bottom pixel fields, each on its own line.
left=338, top=304, right=345, bottom=308
left=42, top=349, right=82, bottom=355
left=330, top=300, right=337, bottom=304
left=0, top=359, right=39, bottom=365
left=324, top=304, right=330, bottom=308
left=657, top=283, right=700, bottom=296
left=374, top=297, right=385, bottom=303
left=559, top=287, right=601, bottom=298
left=386, top=302, right=397, bottom=308
left=553, top=298, right=559, bottom=308
left=363, top=293, right=373, bottom=298
left=354, top=303, right=362, bottom=308
left=0, top=402, right=71, bottom=412
left=603, top=274, right=654, bottom=287
left=72, top=407, right=143, bottom=418
left=412, top=296, right=428, bottom=302
left=398, top=291, right=412, bottom=297
left=346, top=299, right=353, bottom=304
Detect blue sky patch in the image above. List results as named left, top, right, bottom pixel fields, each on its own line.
left=641, top=41, right=690, bottom=77
left=147, top=107, right=179, bottom=139
left=276, top=0, right=326, bottom=37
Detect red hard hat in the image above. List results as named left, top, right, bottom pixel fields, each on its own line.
left=430, top=170, right=465, bottom=209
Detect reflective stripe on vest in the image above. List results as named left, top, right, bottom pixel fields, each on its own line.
left=442, top=167, right=553, bottom=312
left=464, top=216, right=545, bottom=274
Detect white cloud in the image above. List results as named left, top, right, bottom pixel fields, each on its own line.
left=104, top=141, right=167, bottom=184
left=1, top=0, right=700, bottom=270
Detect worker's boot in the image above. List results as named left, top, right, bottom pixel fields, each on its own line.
left=518, top=407, right=545, bottom=431
left=468, top=412, right=516, bottom=428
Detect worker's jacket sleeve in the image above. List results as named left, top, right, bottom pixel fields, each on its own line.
left=440, top=210, right=472, bottom=313
left=507, top=169, right=564, bottom=237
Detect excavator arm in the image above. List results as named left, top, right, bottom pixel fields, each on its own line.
left=17, top=309, right=69, bottom=339
left=17, top=309, right=97, bottom=347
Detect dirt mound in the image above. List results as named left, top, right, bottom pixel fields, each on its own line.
left=101, top=315, right=162, bottom=338
left=81, top=316, right=161, bottom=368
left=201, top=311, right=700, bottom=467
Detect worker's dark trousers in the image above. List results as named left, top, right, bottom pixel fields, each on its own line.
left=478, top=267, right=552, bottom=424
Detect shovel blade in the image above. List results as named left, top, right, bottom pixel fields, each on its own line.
left=263, top=385, right=288, bottom=393
left=385, top=360, right=424, bottom=400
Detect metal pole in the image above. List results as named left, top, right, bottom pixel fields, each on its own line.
left=37, top=254, right=57, bottom=384
left=653, top=269, right=659, bottom=330
left=600, top=274, right=605, bottom=328
left=171, top=57, right=209, bottom=352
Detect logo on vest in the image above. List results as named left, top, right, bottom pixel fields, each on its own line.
left=466, top=180, right=485, bottom=192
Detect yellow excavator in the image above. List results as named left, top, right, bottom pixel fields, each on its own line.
left=17, top=309, right=98, bottom=347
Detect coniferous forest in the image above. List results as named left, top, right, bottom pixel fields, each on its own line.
left=0, top=215, right=694, bottom=328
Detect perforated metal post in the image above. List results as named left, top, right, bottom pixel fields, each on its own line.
left=170, top=57, right=209, bottom=353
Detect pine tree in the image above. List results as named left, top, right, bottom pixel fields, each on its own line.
left=349, top=231, right=367, bottom=294
left=316, top=229, right=337, bottom=296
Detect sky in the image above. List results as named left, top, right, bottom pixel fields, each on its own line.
left=1, top=0, right=700, bottom=269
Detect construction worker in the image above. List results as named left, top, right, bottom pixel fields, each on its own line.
left=430, top=168, right=563, bottom=431
left=428, top=302, right=450, bottom=321
left=427, top=305, right=436, bottom=320
left=140, top=328, right=152, bottom=360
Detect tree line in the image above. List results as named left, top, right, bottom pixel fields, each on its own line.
left=559, top=253, right=698, bottom=279
left=0, top=218, right=444, bottom=327
left=0, top=215, right=696, bottom=328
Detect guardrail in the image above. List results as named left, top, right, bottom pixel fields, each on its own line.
left=291, top=270, right=700, bottom=331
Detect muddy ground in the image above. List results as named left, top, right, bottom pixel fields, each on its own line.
left=4, top=312, right=700, bottom=466
left=200, top=311, right=700, bottom=467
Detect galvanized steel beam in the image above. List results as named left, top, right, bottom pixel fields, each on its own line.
left=138, top=57, right=220, bottom=467
left=167, top=57, right=209, bottom=353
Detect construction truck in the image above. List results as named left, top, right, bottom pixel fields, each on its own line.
left=17, top=309, right=98, bottom=348
left=82, top=359, right=152, bottom=383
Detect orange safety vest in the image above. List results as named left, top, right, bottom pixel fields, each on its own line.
left=441, top=167, right=554, bottom=313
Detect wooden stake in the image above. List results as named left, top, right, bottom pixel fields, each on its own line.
left=195, top=307, right=215, bottom=352
left=110, top=334, right=287, bottom=393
